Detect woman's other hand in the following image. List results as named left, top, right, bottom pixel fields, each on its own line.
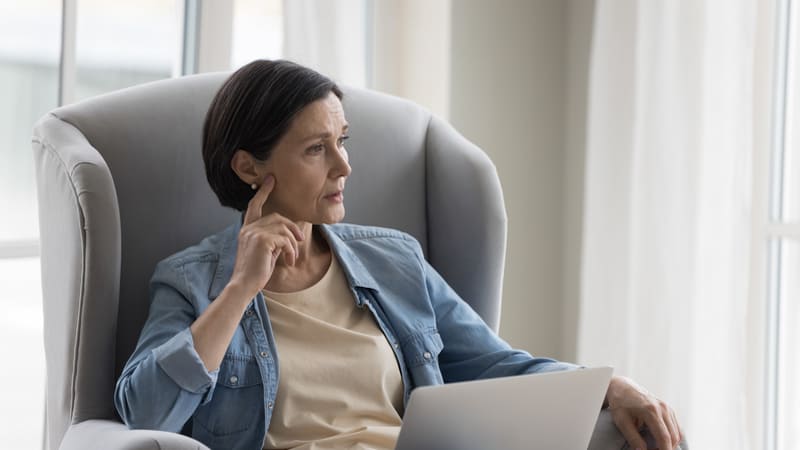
left=229, top=174, right=305, bottom=298
left=606, top=376, right=683, bottom=450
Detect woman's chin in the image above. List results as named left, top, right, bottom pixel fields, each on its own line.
left=321, top=207, right=346, bottom=224
left=321, top=213, right=345, bottom=224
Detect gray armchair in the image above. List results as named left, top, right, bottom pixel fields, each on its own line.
left=32, top=73, right=508, bottom=449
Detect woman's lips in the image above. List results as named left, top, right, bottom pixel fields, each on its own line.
left=325, top=191, right=344, bottom=203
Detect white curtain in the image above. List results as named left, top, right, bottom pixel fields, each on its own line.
left=578, top=1, right=763, bottom=448
left=281, top=0, right=451, bottom=118
left=282, top=0, right=369, bottom=87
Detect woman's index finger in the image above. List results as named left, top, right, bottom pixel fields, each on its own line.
left=243, top=175, right=274, bottom=224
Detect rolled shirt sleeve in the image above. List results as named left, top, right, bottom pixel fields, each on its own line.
left=116, top=327, right=220, bottom=432
left=115, top=258, right=222, bottom=433
left=154, top=328, right=219, bottom=395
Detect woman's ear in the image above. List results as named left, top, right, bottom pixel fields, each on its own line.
left=231, top=150, right=267, bottom=186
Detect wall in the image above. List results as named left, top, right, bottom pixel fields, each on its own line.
left=372, top=0, right=451, bottom=118
left=449, top=0, right=594, bottom=361
left=450, top=0, right=566, bottom=358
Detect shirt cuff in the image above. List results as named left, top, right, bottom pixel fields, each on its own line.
left=531, top=361, right=583, bottom=373
left=154, top=328, right=219, bottom=395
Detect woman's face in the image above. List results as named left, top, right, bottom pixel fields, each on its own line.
left=258, top=92, right=351, bottom=224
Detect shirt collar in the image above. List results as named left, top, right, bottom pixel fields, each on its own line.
left=319, top=224, right=380, bottom=293
left=208, top=220, right=241, bottom=300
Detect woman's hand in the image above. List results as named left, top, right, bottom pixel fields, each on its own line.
left=229, top=174, right=305, bottom=297
left=606, top=376, right=683, bottom=449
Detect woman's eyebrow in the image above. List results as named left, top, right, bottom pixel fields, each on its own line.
left=299, top=124, right=349, bottom=143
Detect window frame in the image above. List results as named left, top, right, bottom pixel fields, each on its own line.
left=763, top=0, right=800, bottom=449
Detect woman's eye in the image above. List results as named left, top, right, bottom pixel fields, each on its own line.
left=307, top=143, right=324, bottom=154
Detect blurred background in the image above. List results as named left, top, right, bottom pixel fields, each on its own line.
left=0, top=0, right=798, bottom=449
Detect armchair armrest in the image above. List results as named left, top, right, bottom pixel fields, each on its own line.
left=59, top=420, right=209, bottom=450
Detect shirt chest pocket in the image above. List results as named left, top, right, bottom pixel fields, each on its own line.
left=193, top=354, right=263, bottom=438
left=217, top=355, right=262, bottom=388
left=400, top=328, right=445, bottom=385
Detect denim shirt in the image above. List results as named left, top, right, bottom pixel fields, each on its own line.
left=114, top=221, right=577, bottom=450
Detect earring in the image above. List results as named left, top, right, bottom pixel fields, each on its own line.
left=251, top=183, right=258, bottom=190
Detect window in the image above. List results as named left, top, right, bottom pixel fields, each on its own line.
left=0, top=258, right=45, bottom=448
left=766, top=1, right=800, bottom=449
left=232, top=0, right=283, bottom=69
left=73, top=0, right=180, bottom=101
left=776, top=241, right=799, bottom=449
left=0, top=0, right=60, bottom=445
left=0, top=1, right=285, bottom=447
left=0, top=0, right=60, bottom=245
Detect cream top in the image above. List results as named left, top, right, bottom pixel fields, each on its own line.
left=262, top=256, right=404, bottom=450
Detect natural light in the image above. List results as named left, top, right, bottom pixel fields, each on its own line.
left=1, top=1, right=798, bottom=449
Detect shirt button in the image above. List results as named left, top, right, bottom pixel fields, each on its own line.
left=423, top=351, right=432, bottom=360
left=260, top=351, right=268, bottom=358
left=246, top=310, right=254, bottom=316
left=267, top=401, right=274, bottom=409
left=393, top=343, right=399, bottom=349
left=229, top=375, right=238, bottom=385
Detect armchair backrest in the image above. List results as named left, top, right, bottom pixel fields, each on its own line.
left=32, top=72, right=507, bottom=449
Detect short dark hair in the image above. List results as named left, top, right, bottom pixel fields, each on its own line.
left=202, top=59, right=343, bottom=211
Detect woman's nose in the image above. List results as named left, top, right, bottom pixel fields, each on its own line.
left=333, top=146, right=351, bottom=177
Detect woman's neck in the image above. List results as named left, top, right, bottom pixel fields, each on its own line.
left=265, top=224, right=332, bottom=293
left=289, top=221, right=319, bottom=264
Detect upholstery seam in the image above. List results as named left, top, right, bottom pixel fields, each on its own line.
left=33, top=114, right=89, bottom=425
left=422, top=112, right=433, bottom=258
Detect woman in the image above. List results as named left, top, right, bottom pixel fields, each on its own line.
left=115, top=60, right=683, bottom=450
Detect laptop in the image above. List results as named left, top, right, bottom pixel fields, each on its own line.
left=395, top=366, right=613, bottom=450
